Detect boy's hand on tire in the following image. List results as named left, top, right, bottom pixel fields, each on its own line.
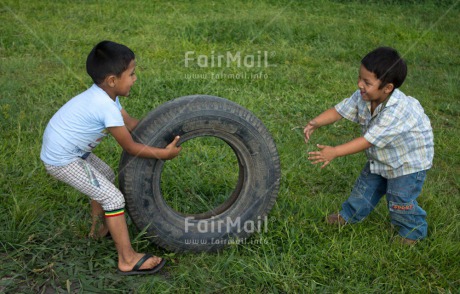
left=163, top=136, right=182, bottom=160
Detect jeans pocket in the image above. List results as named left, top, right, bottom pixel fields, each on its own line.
left=388, top=200, right=420, bottom=226
left=389, top=200, right=416, bottom=215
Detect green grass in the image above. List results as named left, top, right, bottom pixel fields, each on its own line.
left=1, top=0, right=459, bottom=292
left=161, top=136, right=239, bottom=215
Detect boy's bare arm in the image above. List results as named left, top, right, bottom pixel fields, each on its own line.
left=108, top=126, right=181, bottom=160
left=304, top=107, right=343, bottom=143
left=308, top=137, right=372, bottom=168
left=121, top=109, right=139, bottom=132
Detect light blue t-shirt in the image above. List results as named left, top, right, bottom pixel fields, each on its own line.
left=41, top=84, right=125, bottom=166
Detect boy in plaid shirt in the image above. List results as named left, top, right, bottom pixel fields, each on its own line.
left=304, top=47, right=434, bottom=244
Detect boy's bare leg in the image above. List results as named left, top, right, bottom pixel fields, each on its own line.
left=105, top=214, right=162, bottom=272
left=89, top=200, right=109, bottom=238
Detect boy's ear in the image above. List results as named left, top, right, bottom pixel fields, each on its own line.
left=383, top=83, right=394, bottom=94
left=104, top=75, right=117, bottom=88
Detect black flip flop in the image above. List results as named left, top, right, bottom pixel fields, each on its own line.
left=118, top=254, right=166, bottom=276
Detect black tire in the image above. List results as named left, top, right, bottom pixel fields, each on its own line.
left=118, top=95, right=280, bottom=253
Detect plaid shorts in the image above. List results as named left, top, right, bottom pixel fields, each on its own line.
left=44, top=153, right=125, bottom=211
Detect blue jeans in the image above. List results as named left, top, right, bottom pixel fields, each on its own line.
left=340, top=162, right=428, bottom=240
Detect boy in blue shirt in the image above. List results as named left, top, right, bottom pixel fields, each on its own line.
left=41, top=41, right=182, bottom=274
left=304, top=47, right=434, bottom=244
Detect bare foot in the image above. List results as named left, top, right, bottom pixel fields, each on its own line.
left=326, top=213, right=347, bottom=225
left=88, top=224, right=109, bottom=239
left=397, top=237, right=418, bottom=246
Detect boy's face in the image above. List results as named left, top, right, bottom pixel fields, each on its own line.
left=113, top=59, right=137, bottom=97
left=357, top=64, right=393, bottom=105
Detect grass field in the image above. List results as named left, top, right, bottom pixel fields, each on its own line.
left=1, top=0, right=459, bottom=293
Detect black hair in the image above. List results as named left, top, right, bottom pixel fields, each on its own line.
left=361, top=47, right=407, bottom=89
left=86, top=40, right=135, bottom=85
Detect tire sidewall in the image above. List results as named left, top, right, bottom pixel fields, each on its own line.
left=119, top=95, right=280, bottom=252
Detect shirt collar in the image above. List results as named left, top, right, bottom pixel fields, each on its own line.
left=91, top=84, right=118, bottom=102
left=386, top=88, right=401, bottom=108
left=366, top=88, right=401, bottom=117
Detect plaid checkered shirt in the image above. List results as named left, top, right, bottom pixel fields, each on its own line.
left=335, top=89, right=434, bottom=179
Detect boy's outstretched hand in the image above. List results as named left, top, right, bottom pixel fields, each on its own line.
left=163, top=136, right=182, bottom=160
left=308, top=144, right=337, bottom=169
left=303, top=120, right=318, bottom=144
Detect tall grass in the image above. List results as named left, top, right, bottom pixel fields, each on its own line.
left=1, top=0, right=459, bottom=292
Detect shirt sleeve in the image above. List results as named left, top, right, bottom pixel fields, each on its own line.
left=334, top=90, right=360, bottom=123
left=102, top=103, right=124, bottom=128
left=115, top=97, right=123, bottom=110
left=364, top=106, right=416, bottom=148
